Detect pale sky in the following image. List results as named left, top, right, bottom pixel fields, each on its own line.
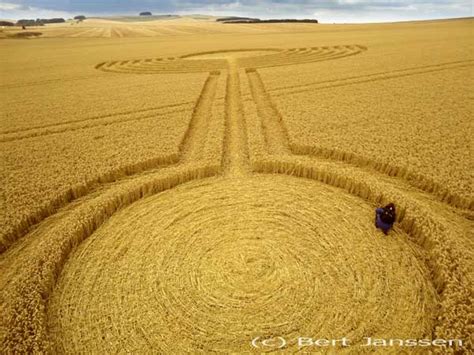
left=0, top=1, right=472, bottom=23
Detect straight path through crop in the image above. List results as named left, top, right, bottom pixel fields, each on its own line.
left=222, top=59, right=251, bottom=177
left=247, top=69, right=291, bottom=155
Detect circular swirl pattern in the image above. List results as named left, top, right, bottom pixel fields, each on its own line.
left=95, top=45, right=367, bottom=74
left=48, top=175, right=437, bottom=353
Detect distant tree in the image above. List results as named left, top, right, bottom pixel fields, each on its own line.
left=37, top=18, right=66, bottom=24
left=17, top=18, right=67, bottom=26
left=216, top=17, right=259, bottom=22
left=16, top=19, right=38, bottom=26
left=74, top=15, right=86, bottom=21
left=0, top=21, right=14, bottom=27
left=139, top=12, right=152, bottom=16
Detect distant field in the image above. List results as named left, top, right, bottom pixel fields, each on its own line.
left=1, top=17, right=472, bottom=354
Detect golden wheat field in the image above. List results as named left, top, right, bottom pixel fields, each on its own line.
left=1, top=16, right=473, bottom=353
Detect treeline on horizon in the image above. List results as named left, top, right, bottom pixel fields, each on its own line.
left=1, top=18, right=66, bottom=26
left=0, top=14, right=321, bottom=27
left=1, top=15, right=86, bottom=27
left=216, top=16, right=318, bottom=23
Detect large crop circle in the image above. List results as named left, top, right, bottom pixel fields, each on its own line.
left=48, top=175, right=437, bottom=352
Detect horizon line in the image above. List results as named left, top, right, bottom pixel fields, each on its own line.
left=1, top=14, right=472, bottom=25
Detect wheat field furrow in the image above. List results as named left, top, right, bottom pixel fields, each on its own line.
left=0, top=73, right=113, bottom=90
left=68, top=27, right=102, bottom=38
left=269, top=59, right=474, bottom=94
left=180, top=72, right=221, bottom=162
left=0, top=106, right=194, bottom=142
left=1, top=72, right=209, bottom=132
left=271, top=62, right=474, bottom=97
left=1, top=17, right=472, bottom=354
left=0, top=74, right=186, bottom=110
left=288, top=50, right=363, bottom=64
left=256, top=52, right=340, bottom=67
left=246, top=69, right=291, bottom=155
left=0, top=101, right=194, bottom=136
left=251, top=50, right=364, bottom=69
left=140, top=26, right=181, bottom=36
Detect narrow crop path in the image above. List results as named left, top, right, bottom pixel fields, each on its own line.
left=222, top=58, right=251, bottom=177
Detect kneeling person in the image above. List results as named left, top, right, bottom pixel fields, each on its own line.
left=375, top=203, right=396, bottom=235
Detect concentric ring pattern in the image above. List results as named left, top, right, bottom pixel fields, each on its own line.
left=95, top=45, right=367, bottom=74
left=47, top=175, right=437, bottom=353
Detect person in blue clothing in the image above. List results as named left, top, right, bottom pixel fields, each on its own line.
left=375, top=203, right=396, bottom=235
